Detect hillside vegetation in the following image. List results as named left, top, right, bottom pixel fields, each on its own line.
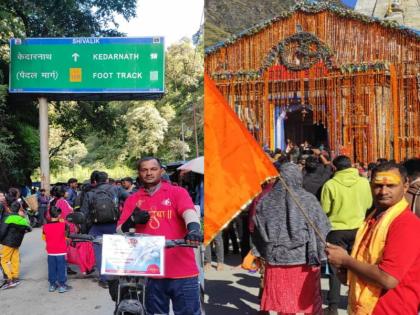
left=205, top=0, right=347, bottom=47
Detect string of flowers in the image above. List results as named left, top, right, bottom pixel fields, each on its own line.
left=210, top=61, right=390, bottom=80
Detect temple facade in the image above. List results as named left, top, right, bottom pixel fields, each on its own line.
left=205, top=2, right=420, bottom=164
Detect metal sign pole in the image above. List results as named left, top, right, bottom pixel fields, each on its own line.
left=181, top=122, right=186, bottom=161
left=39, top=97, right=50, bottom=194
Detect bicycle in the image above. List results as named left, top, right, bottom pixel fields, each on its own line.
left=69, top=232, right=198, bottom=315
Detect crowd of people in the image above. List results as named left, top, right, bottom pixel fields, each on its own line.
left=1, top=143, right=419, bottom=314
left=205, top=140, right=420, bottom=315
left=0, top=157, right=204, bottom=315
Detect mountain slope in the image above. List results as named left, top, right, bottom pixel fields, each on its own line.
left=205, top=0, right=347, bottom=47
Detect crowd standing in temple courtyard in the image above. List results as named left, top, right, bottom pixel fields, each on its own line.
left=205, top=140, right=420, bottom=315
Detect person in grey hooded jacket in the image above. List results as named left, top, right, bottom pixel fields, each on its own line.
left=252, top=162, right=331, bottom=314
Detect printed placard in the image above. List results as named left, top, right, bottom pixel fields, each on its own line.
left=101, top=234, right=165, bottom=276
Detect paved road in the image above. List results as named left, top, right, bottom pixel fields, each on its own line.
left=204, top=254, right=348, bottom=315
left=0, top=228, right=115, bottom=315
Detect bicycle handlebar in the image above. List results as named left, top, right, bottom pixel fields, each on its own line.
left=165, top=239, right=196, bottom=248
left=69, top=233, right=95, bottom=241
left=68, top=233, right=198, bottom=248
left=68, top=233, right=102, bottom=244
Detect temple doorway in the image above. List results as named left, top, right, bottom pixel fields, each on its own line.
left=284, top=108, right=328, bottom=147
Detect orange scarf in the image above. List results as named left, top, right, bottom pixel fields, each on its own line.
left=348, top=198, right=408, bottom=315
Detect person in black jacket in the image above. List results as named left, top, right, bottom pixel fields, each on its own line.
left=79, top=171, right=128, bottom=289
left=73, top=171, right=100, bottom=212
left=302, top=150, right=333, bottom=200
left=0, top=191, right=7, bottom=222
left=0, top=196, right=32, bottom=289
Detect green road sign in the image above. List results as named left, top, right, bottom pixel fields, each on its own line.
left=9, top=37, right=164, bottom=94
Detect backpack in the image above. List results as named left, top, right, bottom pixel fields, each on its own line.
left=90, top=188, right=119, bottom=224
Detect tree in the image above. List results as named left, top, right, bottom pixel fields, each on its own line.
left=49, top=125, right=87, bottom=171
left=168, top=139, right=191, bottom=160
left=49, top=100, right=121, bottom=158
left=0, top=0, right=136, bottom=37
left=0, top=85, right=15, bottom=185
left=124, top=102, right=168, bottom=159
left=156, top=38, right=204, bottom=162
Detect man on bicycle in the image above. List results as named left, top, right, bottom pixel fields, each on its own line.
left=117, top=156, right=202, bottom=315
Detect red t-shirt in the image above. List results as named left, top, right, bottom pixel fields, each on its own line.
left=118, top=182, right=198, bottom=278
left=373, top=209, right=420, bottom=314
left=43, top=221, right=67, bottom=255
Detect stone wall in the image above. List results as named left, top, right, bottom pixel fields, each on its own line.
left=355, top=0, right=420, bottom=30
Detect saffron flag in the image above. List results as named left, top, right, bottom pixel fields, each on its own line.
left=204, top=74, right=279, bottom=245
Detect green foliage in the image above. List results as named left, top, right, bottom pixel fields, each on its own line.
left=0, top=9, right=25, bottom=45
left=0, top=84, right=40, bottom=188
left=79, top=101, right=128, bottom=168
left=33, top=164, right=136, bottom=184
left=82, top=134, right=126, bottom=168
left=49, top=100, right=121, bottom=158
left=49, top=125, right=88, bottom=171
left=0, top=0, right=136, bottom=37
left=156, top=38, right=204, bottom=161
left=16, top=123, right=40, bottom=170
left=125, top=101, right=168, bottom=158
left=0, top=85, right=15, bottom=168
left=2, top=122, right=40, bottom=187
left=166, top=38, right=202, bottom=92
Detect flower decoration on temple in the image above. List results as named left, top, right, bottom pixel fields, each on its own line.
left=210, top=58, right=392, bottom=80
left=211, top=70, right=262, bottom=81
left=339, top=61, right=389, bottom=74
left=262, top=32, right=334, bottom=72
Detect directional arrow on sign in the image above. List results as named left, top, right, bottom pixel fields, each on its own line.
left=72, top=53, right=80, bottom=62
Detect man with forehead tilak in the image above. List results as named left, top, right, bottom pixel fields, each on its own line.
left=326, top=162, right=420, bottom=314
left=117, top=157, right=202, bottom=315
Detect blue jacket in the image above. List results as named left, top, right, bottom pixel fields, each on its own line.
left=66, top=188, right=77, bottom=207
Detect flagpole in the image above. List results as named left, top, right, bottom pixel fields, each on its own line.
left=278, top=175, right=327, bottom=246
left=193, top=102, right=199, bottom=157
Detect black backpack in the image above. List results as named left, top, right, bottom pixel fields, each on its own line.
left=90, top=188, right=119, bottom=224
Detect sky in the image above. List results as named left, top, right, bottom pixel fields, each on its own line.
left=116, top=0, right=204, bottom=47
left=342, top=0, right=357, bottom=8
left=116, top=0, right=357, bottom=47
